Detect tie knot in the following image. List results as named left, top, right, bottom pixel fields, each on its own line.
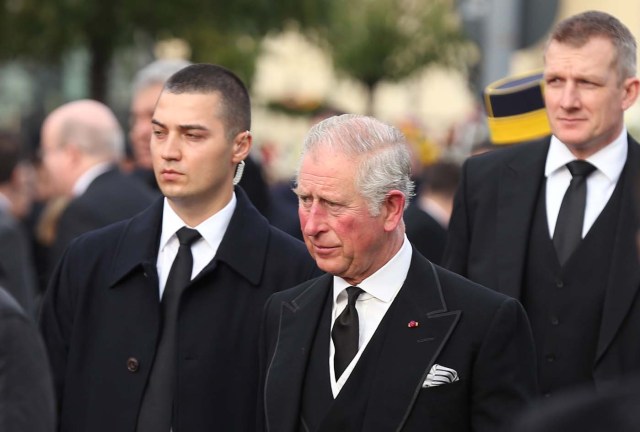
left=176, top=227, right=201, bottom=246
left=566, top=160, right=596, bottom=178
left=345, top=286, right=364, bottom=306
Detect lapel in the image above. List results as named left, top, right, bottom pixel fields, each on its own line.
left=359, top=252, right=460, bottom=432
left=265, top=274, right=333, bottom=432
left=106, top=187, right=270, bottom=288
left=495, top=139, right=549, bottom=298
left=595, top=137, right=640, bottom=364
left=107, top=198, right=164, bottom=288
left=210, top=186, right=270, bottom=285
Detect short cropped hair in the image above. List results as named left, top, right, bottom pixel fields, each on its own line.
left=163, top=64, right=251, bottom=141
left=546, top=10, right=637, bottom=81
left=298, top=114, right=415, bottom=216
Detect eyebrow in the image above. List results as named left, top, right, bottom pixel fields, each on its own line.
left=151, top=119, right=210, bottom=132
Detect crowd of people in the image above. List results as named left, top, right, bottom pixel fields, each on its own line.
left=1, top=9, right=640, bottom=432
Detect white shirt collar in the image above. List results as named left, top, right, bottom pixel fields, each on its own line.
left=545, top=129, right=627, bottom=182
left=72, top=162, right=113, bottom=197
left=159, top=192, right=237, bottom=254
left=333, top=235, right=412, bottom=304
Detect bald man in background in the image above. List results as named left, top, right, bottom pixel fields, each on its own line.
left=40, top=99, right=157, bottom=271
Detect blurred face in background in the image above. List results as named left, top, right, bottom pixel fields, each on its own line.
left=40, top=119, right=74, bottom=197
left=130, top=83, right=164, bottom=170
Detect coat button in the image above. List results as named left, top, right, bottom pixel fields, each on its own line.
left=127, top=357, right=140, bottom=373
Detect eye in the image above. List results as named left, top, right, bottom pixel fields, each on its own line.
left=545, top=77, right=562, bottom=87
left=152, top=129, right=166, bottom=139
left=578, top=79, right=597, bottom=88
left=298, top=195, right=312, bottom=207
left=323, top=199, right=343, bottom=211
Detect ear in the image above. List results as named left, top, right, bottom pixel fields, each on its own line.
left=64, top=142, right=83, bottom=164
left=382, top=190, right=406, bottom=232
left=622, top=77, right=640, bottom=110
left=231, top=130, right=252, bottom=164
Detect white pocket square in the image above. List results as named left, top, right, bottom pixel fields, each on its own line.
left=422, top=364, right=459, bottom=388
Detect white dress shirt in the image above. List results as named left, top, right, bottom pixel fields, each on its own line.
left=545, top=129, right=627, bottom=239
left=329, top=235, right=412, bottom=397
left=156, top=193, right=236, bottom=298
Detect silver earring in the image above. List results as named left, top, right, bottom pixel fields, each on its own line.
left=232, top=160, right=246, bottom=185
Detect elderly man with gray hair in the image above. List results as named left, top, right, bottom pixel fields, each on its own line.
left=40, top=99, right=157, bottom=270
left=258, top=114, right=537, bottom=432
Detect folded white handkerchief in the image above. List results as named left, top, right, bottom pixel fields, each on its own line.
left=422, top=364, right=459, bottom=388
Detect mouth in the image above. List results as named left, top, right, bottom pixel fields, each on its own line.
left=557, top=117, right=584, bottom=124
left=310, top=243, right=338, bottom=256
left=159, top=168, right=183, bottom=181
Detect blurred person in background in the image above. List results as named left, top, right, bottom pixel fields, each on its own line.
left=40, top=99, right=157, bottom=273
left=0, top=285, right=55, bottom=432
left=0, top=130, right=39, bottom=316
left=404, top=160, right=461, bottom=265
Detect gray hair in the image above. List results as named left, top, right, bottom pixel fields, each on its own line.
left=298, top=114, right=415, bottom=216
left=132, top=59, right=192, bottom=94
left=545, top=10, right=637, bottom=82
left=59, top=119, right=125, bottom=161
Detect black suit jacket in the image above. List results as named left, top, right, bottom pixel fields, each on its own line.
left=0, top=287, right=55, bottom=432
left=0, top=207, right=38, bottom=316
left=513, top=376, right=640, bottom=432
left=444, top=136, right=640, bottom=388
left=51, top=166, right=158, bottom=269
left=40, top=187, right=320, bottom=432
left=259, top=250, right=537, bottom=432
left=404, top=202, right=447, bottom=264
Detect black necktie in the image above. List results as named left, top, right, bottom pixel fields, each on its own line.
left=137, top=227, right=201, bottom=432
left=332, top=286, right=363, bottom=380
left=553, top=160, right=596, bottom=265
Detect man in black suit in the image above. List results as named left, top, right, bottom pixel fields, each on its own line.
left=444, top=11, right=640, bottom=398
left=258, top=114, right=537, bottom=432
left=40, top=64, right=319, bottom=431
left=39, top=99, right=158, bottom=270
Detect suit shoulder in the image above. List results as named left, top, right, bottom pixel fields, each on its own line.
left=266, top=224, right=319, bottom=270
left=433, top=264, right=516, bottom=306
left=269, top=275, right=325, bottom=302
left=465, top=138, right=548, bottom=170
left=61, top=216, right=135, bottom=260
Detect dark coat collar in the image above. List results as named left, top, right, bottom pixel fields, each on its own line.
left=108, top=186, right=270, bottom=287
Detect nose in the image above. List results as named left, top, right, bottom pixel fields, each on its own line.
left=160, top=133, right=181, bottom=160
left=301, top=203, right=326, bottom=237
left=559, top=82, right=580, bottom=110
